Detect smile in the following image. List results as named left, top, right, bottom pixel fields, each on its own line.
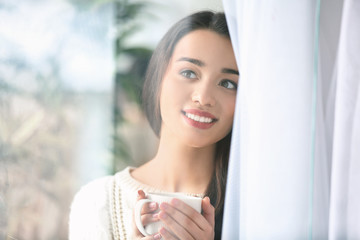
left=184, top=112, right=214, bottom=123
left=181, top=110, right=218, bottom=129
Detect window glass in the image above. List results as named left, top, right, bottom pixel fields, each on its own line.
left=0, top=0, right=223, bottom=238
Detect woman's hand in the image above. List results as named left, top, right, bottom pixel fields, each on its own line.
left=133, top=190, right=162, bottom=240
left=157, top=196, right=215, bottom=240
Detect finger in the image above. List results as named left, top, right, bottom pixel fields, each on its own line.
left=141, top=232, right=162, bottom=240
left=158, top=204, right=197, bottom=239
left=169, top=198, right=209, bottom=230
left=133, top=212, right=160, bottom=238
left=201, top=197, right=215, bottom=227
left=140, top=202, right=159, bottom=215
left=159, top=227, right=179, bottom=240
left=137, top=190, right=159, bottom=214
left=137, top=189, right=146, bottom=200
left=134, top=189, right=159, bottom=237
left=141, top=213, right=160, bottom=226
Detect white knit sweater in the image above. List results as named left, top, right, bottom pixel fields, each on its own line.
left=69, top=167, right=203, bottom=240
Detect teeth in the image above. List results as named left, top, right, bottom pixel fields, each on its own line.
left=185, top=113, right=213, bottom=123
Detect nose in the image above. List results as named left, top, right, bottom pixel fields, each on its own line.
left=191, top=82, right=216, bottom=107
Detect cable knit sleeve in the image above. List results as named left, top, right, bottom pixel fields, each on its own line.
left=69, top=176, right=113, bottom=240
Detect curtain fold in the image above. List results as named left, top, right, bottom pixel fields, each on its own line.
left=329, top=0, right=360, bottom=239
left=222, top=0, right=360, bottom=239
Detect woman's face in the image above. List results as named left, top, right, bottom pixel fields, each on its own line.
left=159, top=29, right=238, bottom=148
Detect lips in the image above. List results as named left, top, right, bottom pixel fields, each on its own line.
left=181, top=109, right=218, bottom=129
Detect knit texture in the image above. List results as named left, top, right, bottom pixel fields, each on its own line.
left=69, top=167, right=203, bottom=239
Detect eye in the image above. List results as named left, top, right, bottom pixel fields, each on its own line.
left=180, top=70, right=197, bottom=79
left=219, top=79, right=237, bottom=90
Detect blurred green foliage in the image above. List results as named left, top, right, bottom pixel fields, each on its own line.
left=112, top=0, right=153, bottom=171
left=0, top=1, right=154, bottom=237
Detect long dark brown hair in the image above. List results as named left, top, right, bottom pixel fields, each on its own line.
left=142, top=11, right=233, bottom=239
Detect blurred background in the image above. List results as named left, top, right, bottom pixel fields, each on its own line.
left=0, top=0, right=223, bottom=239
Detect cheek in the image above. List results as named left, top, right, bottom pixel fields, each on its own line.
left=161, top=72, right=178, bottom=94
left=160, top=80, right=178, bottom=108
left=159, top=77, right=184, bottom=119
left=161, top=74, right=190, bottom=104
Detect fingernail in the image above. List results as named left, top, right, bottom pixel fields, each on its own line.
left=149, top=202, right=157, bottom=209
left=159, top=227, right=167, bottom=234
left=153, top=213, right=159, bottom=219
left=171, top=198, right=180, bottom=206
left=160, top=202, right=168, bottom=209
left=160, top=211, right=168, bottom=219
left=153, top=233, right=162, bottom=239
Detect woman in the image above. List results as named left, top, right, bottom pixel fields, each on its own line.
left=69, top=11, right=238, bottom=240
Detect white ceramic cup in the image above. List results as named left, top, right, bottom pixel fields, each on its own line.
left=134, top=192, right=202, bottom=236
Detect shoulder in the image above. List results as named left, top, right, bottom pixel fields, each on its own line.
left=69, top=176, right=113, bottom=239
left=72, top=176, right=112, bottom=208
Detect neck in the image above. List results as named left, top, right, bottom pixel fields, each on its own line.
left=150, top=132, right=216, bottom=194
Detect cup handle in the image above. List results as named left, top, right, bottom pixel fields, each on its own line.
left=135, top=199, right=152, bottom=236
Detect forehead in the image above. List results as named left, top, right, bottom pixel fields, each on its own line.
left=171, top=29, right=237, bottom=69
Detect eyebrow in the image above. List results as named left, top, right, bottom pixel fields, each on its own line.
left=177, top=57, right=239, bottom=76
left=222, top=68, right=239, bottom=75
left=177, top=57, right=204, bottom=67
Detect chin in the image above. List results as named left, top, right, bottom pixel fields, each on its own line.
left=183, top=137, right=216, bottom=149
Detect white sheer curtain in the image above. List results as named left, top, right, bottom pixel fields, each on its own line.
left=222, top=0, right=360, bottom=239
